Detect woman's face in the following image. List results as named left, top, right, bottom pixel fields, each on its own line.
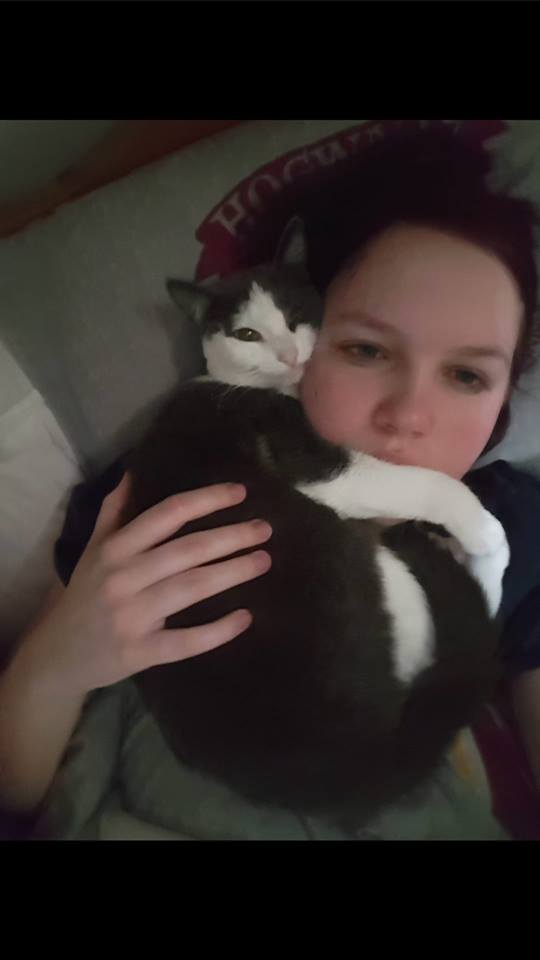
left=300, top=224, right=523, bottom=479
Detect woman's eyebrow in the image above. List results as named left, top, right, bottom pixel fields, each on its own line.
left=336, top=312, right=399, bottom=335
left=336, top=312, right=511, bottom=367
left=452, top=345, right=511, bottom=368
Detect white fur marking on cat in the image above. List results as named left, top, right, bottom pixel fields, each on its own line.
left=203, top=282, right=316, bottom=393
left=375, top=545, right=435, bottom=684
left=234, top=282, right=289, bottom=339
left=296, top=450, right=506, bottom=562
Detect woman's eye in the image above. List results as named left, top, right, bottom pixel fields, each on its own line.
left=340, top=343, right=387, bottom=361
left=233, top=327, right=263, bottom=342
left=448, top=368, right=488, bottom=392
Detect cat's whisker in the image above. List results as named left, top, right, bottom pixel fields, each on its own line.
left=216, top=381, right=252, bottom=412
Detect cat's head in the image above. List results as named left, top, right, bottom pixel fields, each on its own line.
left=166, top=219, right=322, bottom=393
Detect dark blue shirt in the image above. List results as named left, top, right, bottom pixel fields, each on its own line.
left=466, top=461, right=540, bottom=673
left=54, top=456, right=540, bottom=675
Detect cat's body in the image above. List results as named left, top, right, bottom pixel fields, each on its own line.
left=123, top=225, right=507, bottom=825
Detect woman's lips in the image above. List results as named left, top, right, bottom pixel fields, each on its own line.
left=374, top=450, right=411, bottom=466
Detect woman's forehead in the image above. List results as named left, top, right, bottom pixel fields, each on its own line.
left=324, top=224, right=522, bottom=354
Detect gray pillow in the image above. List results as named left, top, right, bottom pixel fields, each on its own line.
left=0, top=120, right=360, bottom=473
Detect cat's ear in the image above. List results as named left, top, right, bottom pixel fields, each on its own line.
left=166, top=279, right=214, bottom=326
left=273, top=216, right=308, bottom=269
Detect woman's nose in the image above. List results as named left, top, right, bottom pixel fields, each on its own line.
left=373, top=380, right=434, bottom=438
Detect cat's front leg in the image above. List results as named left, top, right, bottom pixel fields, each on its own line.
left=426, top=528, right=510, bottom=617
left=465, top=538, right=510, bottom=617
left=296, top=452, right=505, bottom=558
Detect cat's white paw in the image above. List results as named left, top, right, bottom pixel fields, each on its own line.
left=451, top=507, right=506, bottom=558
left=466, top=534, right=510, bottom=617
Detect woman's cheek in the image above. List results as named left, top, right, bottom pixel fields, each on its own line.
left=300, top=364, right=340, bottom=439
left=437, top=395, right=506, bottom=476
left=301, top=366, right=367, bottom=446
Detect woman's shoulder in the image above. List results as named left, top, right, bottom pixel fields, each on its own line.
left=464, top=460, right=540, bottom=636
left=465, top=459, right=540, bottom=550
left=465, top=458, right=540, bottom=507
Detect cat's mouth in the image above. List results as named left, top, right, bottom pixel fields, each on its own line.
left=287, top=365, right=305, bottom=384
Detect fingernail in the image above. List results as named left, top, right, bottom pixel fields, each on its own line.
left=253, top=550, right=272, bottom=571
left=235, top=609, right=253, bottom=628
left=228, top=483, right=246, bottom=499
left=251, top=519, right=272, bottom=537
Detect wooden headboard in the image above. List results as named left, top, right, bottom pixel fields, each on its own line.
left=0, top=120, right=246, bottom=238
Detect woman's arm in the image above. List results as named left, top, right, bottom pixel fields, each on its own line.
left=0, top=600, right=87, bottom=814
left=0, top=474, right=272, bottom=816
left=512, top=667, right=540, bottom=792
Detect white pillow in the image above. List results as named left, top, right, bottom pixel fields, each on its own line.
left=0, top=343, right=81, bottom=654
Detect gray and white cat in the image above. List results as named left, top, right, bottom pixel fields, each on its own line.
left=123, top=221, right=508, bottom=825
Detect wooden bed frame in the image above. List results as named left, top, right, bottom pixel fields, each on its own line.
left=0, top=120, right=246, bottom=238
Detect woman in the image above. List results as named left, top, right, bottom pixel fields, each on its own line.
left=2, top=126, right=539, bottom=838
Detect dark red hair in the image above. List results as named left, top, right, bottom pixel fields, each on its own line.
left=300, top=125, right=540, bottom=451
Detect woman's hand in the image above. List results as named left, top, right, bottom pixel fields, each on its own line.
left=25, top=474, right=272, bottom=697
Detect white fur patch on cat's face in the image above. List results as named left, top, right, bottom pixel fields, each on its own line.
left=203, top=282, right=317, bottom=392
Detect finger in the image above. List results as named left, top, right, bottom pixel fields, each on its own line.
left=105, top=483, right=247, bottom=564
left=91, top=472, right=132, bottom=542
left=117, top=518, right=273, bottom=595
left=136, top=549, right=272, bottom=625
left=134, top=608, right=254, bottom=670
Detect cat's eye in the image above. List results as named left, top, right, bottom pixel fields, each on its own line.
left=233, top=328, right=263, bottom=342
